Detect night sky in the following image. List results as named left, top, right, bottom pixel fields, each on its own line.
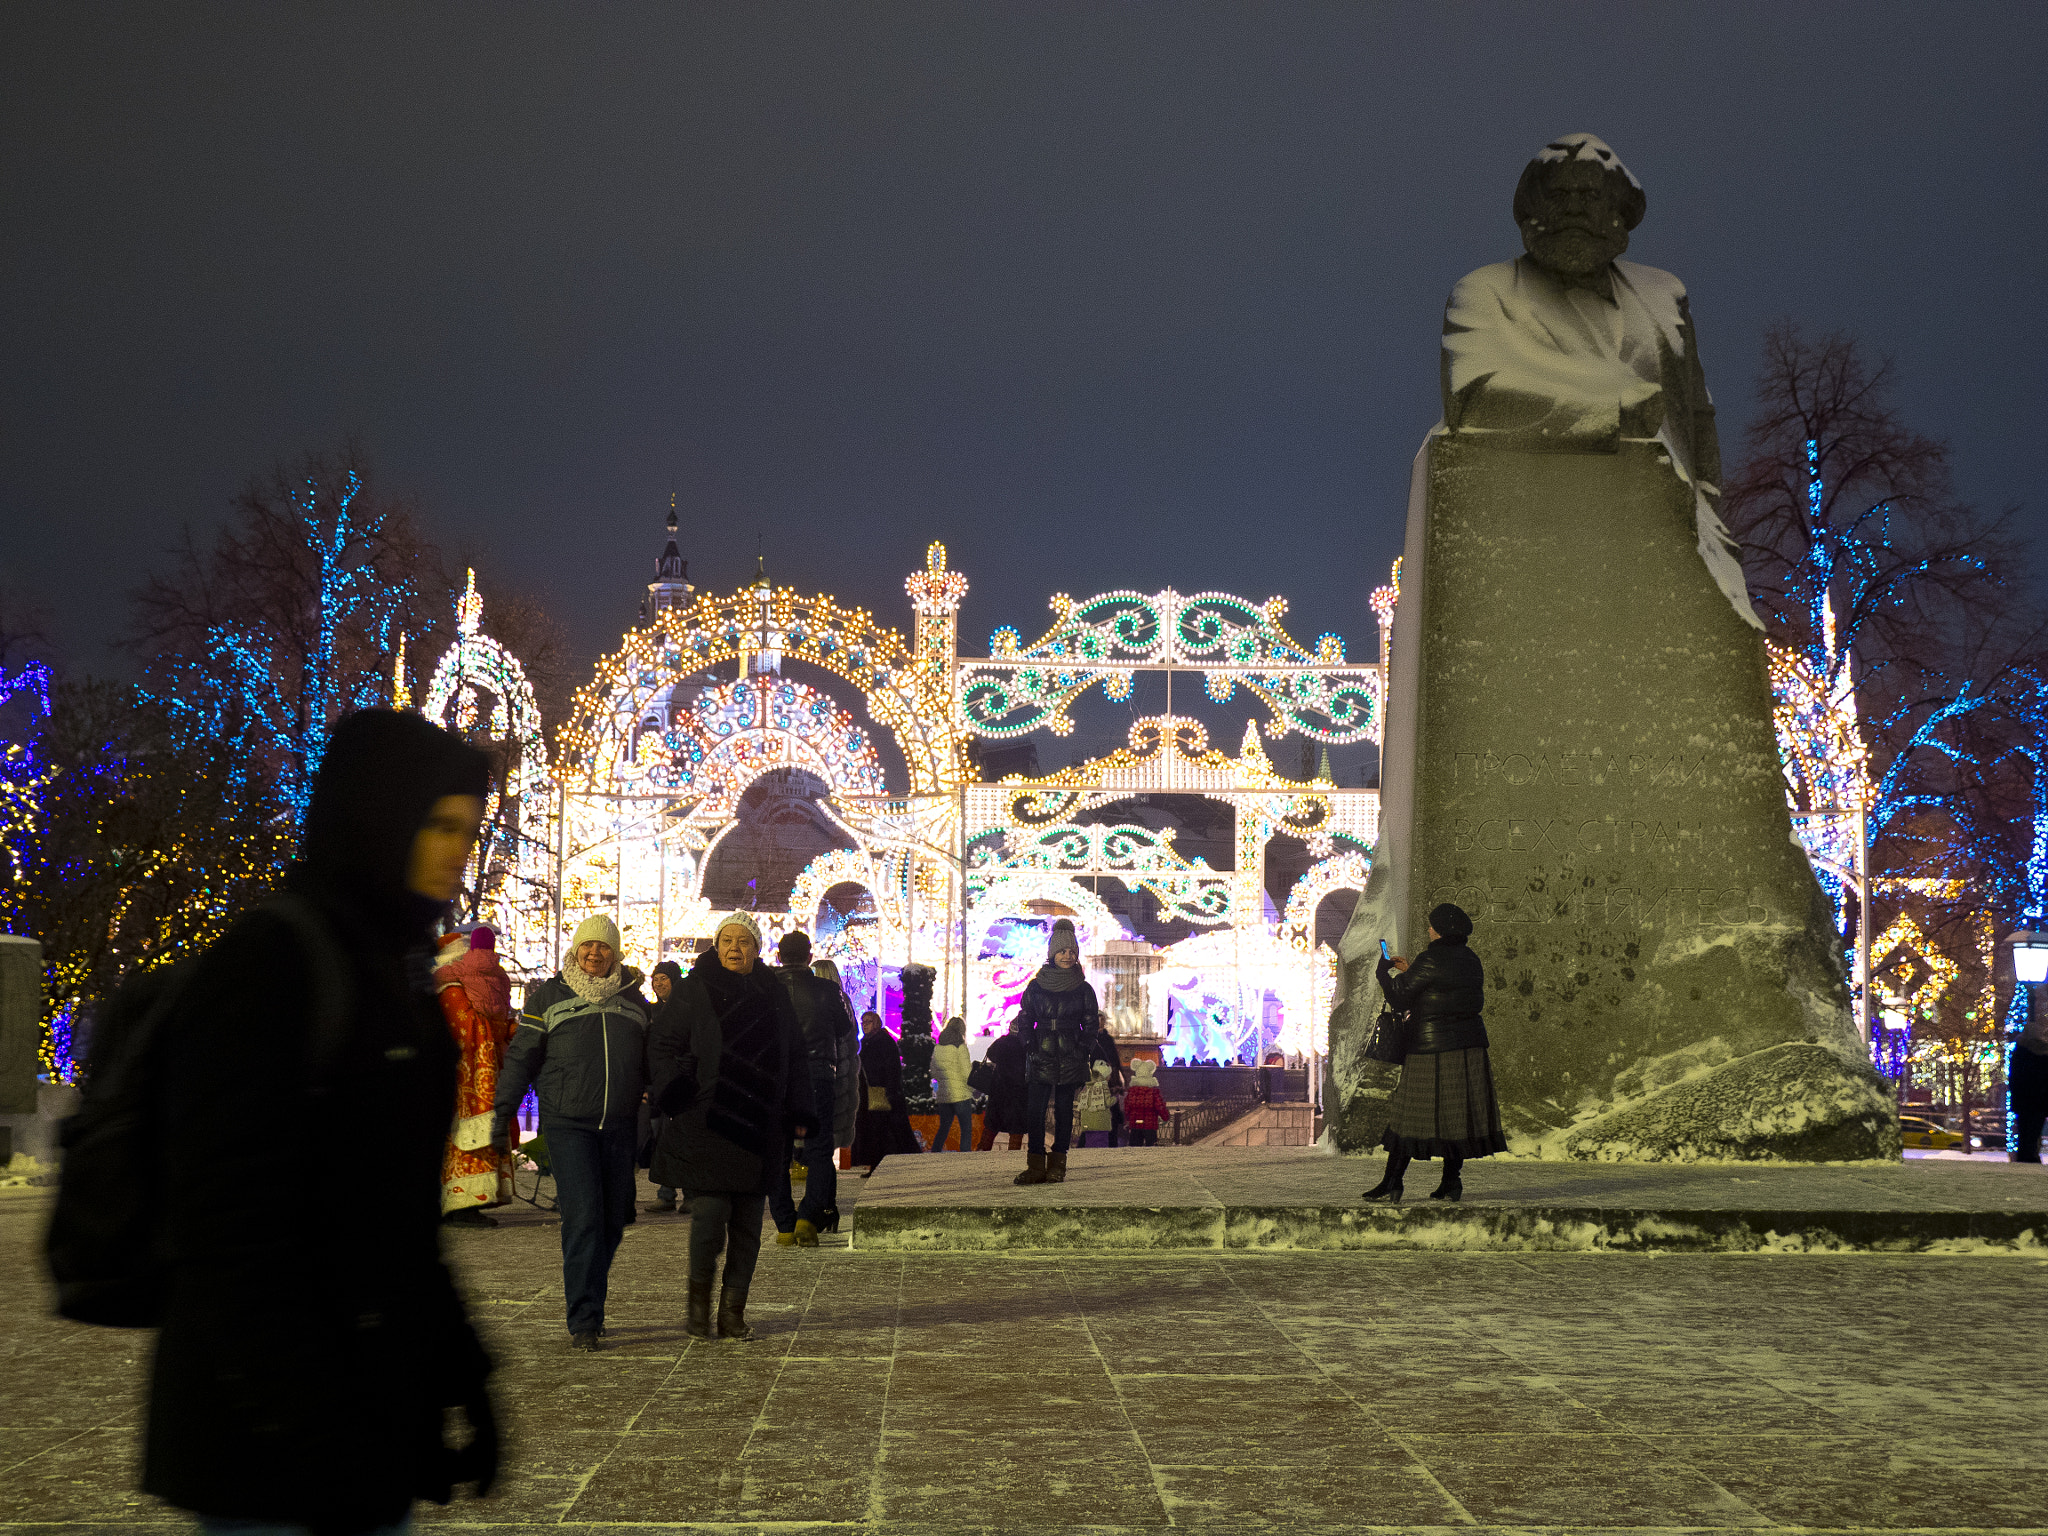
left=5, top=3, right=2043, bottom=771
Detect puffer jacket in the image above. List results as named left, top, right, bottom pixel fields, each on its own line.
left=1016, top=969, right=1100, bottom=1087
left=493, top=965, right=651, bottom=1135
left=930, top=1041, right=974, bottom=1103
left=1378, top=937, right=1489, bottom=1054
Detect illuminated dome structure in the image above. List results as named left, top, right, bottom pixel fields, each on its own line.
left=413, top=569, right=554, bottom=975
left=447, top=519, right=1389, bottom=1057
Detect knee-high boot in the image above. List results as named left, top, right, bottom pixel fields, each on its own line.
left=1430, top=1151, right=1465, bottom=1202
left=1363, top=1143, right=1410, bottom=1202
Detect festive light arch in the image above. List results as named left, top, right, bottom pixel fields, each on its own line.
left=965, top=871, right=1119, bottom=958
left=559, top=583, right=967, bottom=797
left=959, top=588, right=1380, bottom=743
left=1282, top=850, right=1373, bottom=952
left=664, top=677, right=888, bottom=814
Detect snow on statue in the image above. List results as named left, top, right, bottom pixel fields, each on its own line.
left=1440, top=133, right=1759, bottom=628
left=1329, top=133, right=1890, bottom=1165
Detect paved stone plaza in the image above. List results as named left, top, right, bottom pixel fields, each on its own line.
left=4, top=1164, right=2047, bottom=1534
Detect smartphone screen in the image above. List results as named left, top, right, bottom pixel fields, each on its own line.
left=1379, top=939, right=1392, bottom=960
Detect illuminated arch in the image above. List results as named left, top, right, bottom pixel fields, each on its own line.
left=965, top=872, right=1119, bottom=957
left=560, top=583, right=967, bottom=796
left=666, top=677, right=887, bottom=815
left=1282, top=851, right=1373, bottom=951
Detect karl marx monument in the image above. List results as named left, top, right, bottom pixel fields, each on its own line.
left=1332, top=134, right=1896, bottom=1162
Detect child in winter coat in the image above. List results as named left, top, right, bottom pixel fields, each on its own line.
left=1122, top=1058, right=1169, bottom=1147
left=1074, top=1060, right=1117, bottom=1148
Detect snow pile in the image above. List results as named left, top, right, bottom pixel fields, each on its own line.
left=1534, top=1041, right=1901, bottom=1163
left=1, top=1153, right=54, bottom=1188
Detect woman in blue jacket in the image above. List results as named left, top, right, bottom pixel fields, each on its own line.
left=1012, top=918, right=1100, bottom=1186
left=491, top=913, right=651, bottom=1350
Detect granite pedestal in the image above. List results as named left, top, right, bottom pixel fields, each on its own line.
left=1335, top=437, right=1890, bottom=1162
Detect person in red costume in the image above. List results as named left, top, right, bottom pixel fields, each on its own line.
left=435, top=925, right=516, bottom=1226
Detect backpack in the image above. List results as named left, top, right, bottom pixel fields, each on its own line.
left=44, top=894, right=351, bottom=1328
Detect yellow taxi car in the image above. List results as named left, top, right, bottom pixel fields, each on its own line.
left=1898, top=1113, right=1968, bottom=1151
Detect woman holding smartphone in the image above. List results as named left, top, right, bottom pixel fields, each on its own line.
left=1362, top=902, right=1506, bottom=1202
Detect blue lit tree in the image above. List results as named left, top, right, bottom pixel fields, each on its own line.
left=1726, top=325, right=2029, bottom=1084
left=131, top=442, right=454, bottom=824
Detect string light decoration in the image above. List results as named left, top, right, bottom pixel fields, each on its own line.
left=1769, top=637, right=1873, bottom=915
left=558, top=581, right=967, bottom=797
left=959, top=588, right=1380, bottom=743
left=416, top=570, right=554, bottom=976
left=657, top=677, right=887, bottom=811
left=158, top=468, right=414, bottom=824
left=1282, top=851, right=1373, bottom=953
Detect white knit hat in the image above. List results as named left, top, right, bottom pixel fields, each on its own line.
left=571, top=914, right=620, bottom=952
left=1134, top=1058, right=1159, bottom=1080
left=715, top=911, right=763, bottom=947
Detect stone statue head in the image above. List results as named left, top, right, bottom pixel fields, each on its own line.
left=1513, top=133, right=1645, bottom=279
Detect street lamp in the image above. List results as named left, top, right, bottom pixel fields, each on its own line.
left=2005, top=929, right=2048, bottom=985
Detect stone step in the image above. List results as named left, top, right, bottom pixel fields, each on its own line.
left=848, top=1144, right=2048, bottom=1255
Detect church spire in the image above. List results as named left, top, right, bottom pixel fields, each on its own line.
left=644, top=491, right=693, bottom=624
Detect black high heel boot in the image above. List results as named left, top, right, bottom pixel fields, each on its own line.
left=819, top=1206, right=841, bottom=1233
left=1362, top=1145, right=1410, bottom=1203
left=1429, top=1152, right=1465, bottom=1202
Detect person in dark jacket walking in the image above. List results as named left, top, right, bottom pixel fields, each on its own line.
left=643, top=960, right=685, bottom=1212
left=1013, top=918, right=1101, bottom=1185
left=144, top=709, right=500, bottom=1533
left=492, top=913, right=652, bottom=1350
left=646, top=913, right=815, bottom=1341
left=976, top=1018, right=1030, bottom=1150
left=769, top=930, right=852, bottom=1244
left=813, top=958, right=861, bottom=1154
left=851, top=1010, right=925, bottom=1174
left=1362, top=902, right=1507, bottom=1203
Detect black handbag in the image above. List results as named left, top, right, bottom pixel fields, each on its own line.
left=967, top=1058, right=996, bottom=1094
left=1363, top=1008, right=1407, bottom=1065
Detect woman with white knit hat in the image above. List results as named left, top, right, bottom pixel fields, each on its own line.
left=491, top=913, right=652, bottom=1350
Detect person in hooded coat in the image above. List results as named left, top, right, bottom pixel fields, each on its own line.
left=144, top=709, right=499, bottom=1534
left=646, top=913, right=815, bottom=1341
left=493, top=911, right=651, bottom=1350
left=975, top=1018, right=1030, bottom=1150
left=434, top=924, right=516, bottom=1225
left=851, top=1009, right=925, bottom=1174
left=641, top=959, right=686, bottom=1212
left=1012, top=918, right=1100, bottom=1185
left=1363, top=902, right=1508, bottom=1203
left=811, top=958, right=862, bottom=1156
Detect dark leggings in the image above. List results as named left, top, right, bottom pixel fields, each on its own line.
left=689, top=1192, right=766, bottom=1290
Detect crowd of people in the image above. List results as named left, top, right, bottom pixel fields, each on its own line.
left=58, top=707, right=1519, bottom=1533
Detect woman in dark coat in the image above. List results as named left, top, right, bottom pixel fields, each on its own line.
left=1363, top=901, right=1507, bottom=1203
left=975, top=1019, right=1030, bottom=1150
left=851, top=1010, right=924, bottom=1174
left=647, top=913, right=814, bottom=1341
left=145, top=710, right=498, bottom=1532
left=1012, top=918, right=1101, bottom=1186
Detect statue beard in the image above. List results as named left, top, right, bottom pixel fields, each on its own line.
left=1521, top=220, right=1629, bottom=279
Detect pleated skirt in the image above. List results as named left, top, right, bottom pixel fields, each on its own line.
left=1382, top=1046, right=1509, bottom=1159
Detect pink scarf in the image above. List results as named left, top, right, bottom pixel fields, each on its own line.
left=436, top=945, right=513, bottom=1021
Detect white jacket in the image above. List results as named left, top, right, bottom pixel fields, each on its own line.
left=931, top=1041, right=974, bottom=1103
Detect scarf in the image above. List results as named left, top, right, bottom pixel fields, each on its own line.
left=563, top=962, right=631, bottom=1006
left=436, top=946, right=513, bottom=1020
left=1034, top=962, right=1083, bottom=993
